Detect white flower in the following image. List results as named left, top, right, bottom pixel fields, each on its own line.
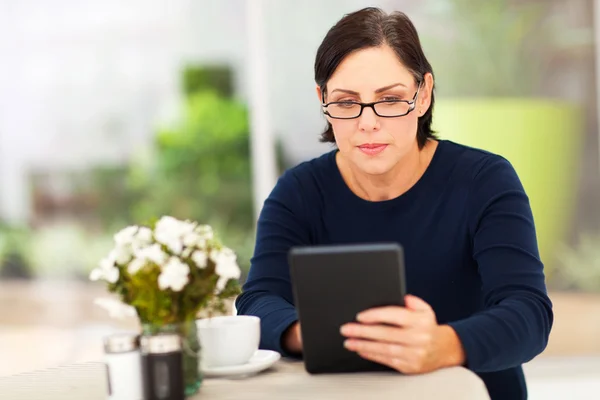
left=94, top=298, right=137, bottom=319
left=154, top=216, right=194, bottom=255
left=89, top=256, right=120, bottom=283
left=158, top=257, right=190, bottom=291
left=155, top=216, right=196, bottom=237
left=209, top=249, right=220, bottom=263
left=155, top=216, right=179, bottom=231
left=135, top=227, right=153, bottom=243
left=135, top=244, right=168, bottom=265
left=154, top=231, right=183, bottom=255
left=211, top=247, right=241, bottom=291
left=127, top=258, right=147, bottom=275
left=114, top=226, right=138, bottom=246
left=196, top=225, right=214, bottom=240
left=183, top=232, right=200, bottom=248
left=168, top=240, right=184, bottom=255
left=130, top=227, right=154, bottom=253
left=89, top=268, right=103, bottom=281
left=181, top=247, right=193, bottom=258
left=111, top=245, right=132, bottom=265
left=127, top=244, right=168, bottom=275
left=192, top=251, right=208, bottom=269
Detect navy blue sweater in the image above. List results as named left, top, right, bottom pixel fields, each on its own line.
left=236, top=140, right=553, bottom=400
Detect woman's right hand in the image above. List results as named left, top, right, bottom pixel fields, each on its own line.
left=283, top=321, right=303, bottom=354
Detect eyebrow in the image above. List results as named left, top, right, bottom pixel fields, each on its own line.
left=330, top=82, right=408, bottom=95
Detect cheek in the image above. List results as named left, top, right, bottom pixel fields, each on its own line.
left=372, top=114, right=418, bottom=147
left=330, top=120, right=356, bottom=147
left=383, top=116, right=419, bottom=143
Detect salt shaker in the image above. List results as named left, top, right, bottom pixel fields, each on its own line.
left=103, top=333, right=144, bottom=400
left=140, top=334, right=185, bottom=400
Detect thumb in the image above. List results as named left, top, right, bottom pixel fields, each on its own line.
left=405, top=294, right=432, bottom=312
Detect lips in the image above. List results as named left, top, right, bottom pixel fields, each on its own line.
left=358, top=143, right=388, bottom=155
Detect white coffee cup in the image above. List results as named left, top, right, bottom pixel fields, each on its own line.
left=196, top=315, right=260, bottom=368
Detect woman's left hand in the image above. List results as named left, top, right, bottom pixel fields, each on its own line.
left=340, top=294, right=465, bottom=374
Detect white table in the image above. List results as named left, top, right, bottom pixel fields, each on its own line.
left=0, top=358, right=490, bottom=399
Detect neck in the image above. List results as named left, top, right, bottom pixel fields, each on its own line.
left=338, top=140, right=437, bottom=202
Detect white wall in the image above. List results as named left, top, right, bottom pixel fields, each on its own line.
left=0, top=0, right=189, bottom=223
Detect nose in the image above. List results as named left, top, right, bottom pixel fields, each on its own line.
left=357, top=105, right=380, bottom=133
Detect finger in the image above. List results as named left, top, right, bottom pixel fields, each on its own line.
left=359, top=349, right=430, bottom=375
left=341, top=323, right=404, bottom=344
left=344, top=338, right=405, bottom=358
left=404, top=295, right=433, bottom=313
left=356, top=306, right=420, bottom=327
left=340, top=323, right=434, bottom=347
left=357, top=351, right=413, bottom=374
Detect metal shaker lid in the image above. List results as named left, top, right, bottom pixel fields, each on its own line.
left=103, top=333, right=140, bottom=354
left=140, top=334, right=181, bottom=354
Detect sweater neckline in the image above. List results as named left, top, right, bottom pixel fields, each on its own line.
left=328, top=140, right=446, bottom=210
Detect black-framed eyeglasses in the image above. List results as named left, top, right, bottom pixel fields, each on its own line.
left=321, top=82, right=421, bottom=119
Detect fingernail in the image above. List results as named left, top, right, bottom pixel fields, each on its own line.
left=344, top=340, right=352, bottom=348
left=340, top=325, right=349, bottom=335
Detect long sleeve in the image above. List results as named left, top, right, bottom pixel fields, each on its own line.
left=235, top=170, right=311, bottom=356
left=448, top=156, right=554, bottom=373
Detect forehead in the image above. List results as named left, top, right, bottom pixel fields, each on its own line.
left=327, top=45, right=413, bottom=91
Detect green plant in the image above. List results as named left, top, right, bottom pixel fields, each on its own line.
left=0, top=223, right=33, bottom=279
left=551, top=232, right=600, bottom=292
left=127, top=89, right=256, bottom=272
left=182, top=64, right=234, bottom=98
left=87, top=64, right=291, bottom=277
left=421, top=0, right=592, bottom=97
left=90, top=216, right=241, bottom=396
left=90, top=216, right=241, bottom=325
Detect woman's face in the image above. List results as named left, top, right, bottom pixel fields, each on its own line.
left=317, top=45, right=432, bottom=176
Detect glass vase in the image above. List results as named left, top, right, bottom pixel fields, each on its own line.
left=142, top=321, right=202, bottom=396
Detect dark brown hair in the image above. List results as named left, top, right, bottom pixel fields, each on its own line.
left=314, top=7, right=436, bottom=148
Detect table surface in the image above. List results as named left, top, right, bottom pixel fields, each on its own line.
left=0, top=358, right=490, bottom=400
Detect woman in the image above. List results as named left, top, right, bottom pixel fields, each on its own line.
left=235, top=7, right=553, bottom=400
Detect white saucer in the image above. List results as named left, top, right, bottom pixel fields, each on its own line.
left=201, top=350, right=281, bottom=378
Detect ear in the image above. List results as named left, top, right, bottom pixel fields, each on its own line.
left=417, top=72, right=434, bottom=116
left=316, top=85, right=324, bottom=103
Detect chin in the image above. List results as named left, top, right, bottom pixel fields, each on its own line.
left=354, top=158, right=395, bottom=176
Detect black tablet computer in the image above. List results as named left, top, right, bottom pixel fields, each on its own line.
left=288, top=242, right=406, bottom=374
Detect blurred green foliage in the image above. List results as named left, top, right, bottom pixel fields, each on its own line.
left=122, top=63, right=292, bottom=276
left=131, top=90, right=253, bottom=225
left=1, top=64, right=287, bottom=280
left=421, top=0, right=593, bottom=97
left=182, top=65, right=234, bottom=98
left=0, top=222, right=33, bottom=279
left=128, top=88, right=256, bottom=273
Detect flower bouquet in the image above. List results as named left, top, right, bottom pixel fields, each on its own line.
left=90, top=216, right=242, bottom=395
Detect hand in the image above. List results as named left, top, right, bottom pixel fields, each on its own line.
left=340, top=295, right=465, bottom=374
left=282, top=321, right=303, bottom=355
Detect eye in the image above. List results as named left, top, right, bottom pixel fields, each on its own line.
left=336, top=101, right=357, bottom=109
left=381, top=96, right=402, bottom=102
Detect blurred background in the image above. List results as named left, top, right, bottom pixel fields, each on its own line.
left=0, top=0, right=599, bottom=397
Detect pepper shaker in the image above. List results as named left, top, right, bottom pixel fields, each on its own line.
left=141, top=334, right=185, bottom=400
left=103, top=333, right=144, bottom=400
